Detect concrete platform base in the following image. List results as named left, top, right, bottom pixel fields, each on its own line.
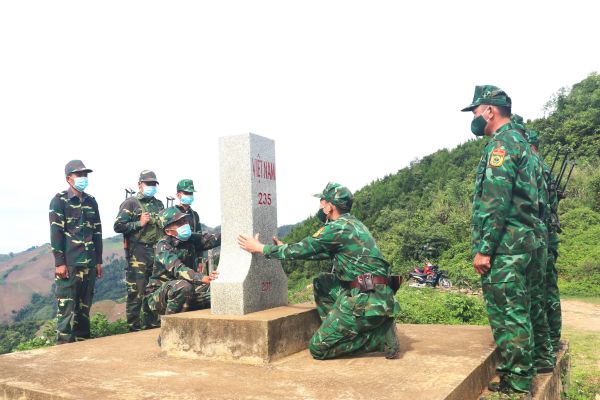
left=0, top=324, right=497, bottom=400
left=161, top=303, right=321, bottom=364
left=478, top=341, right=571, bottom=400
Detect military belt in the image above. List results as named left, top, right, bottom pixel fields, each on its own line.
left=346, top=273, right=388, bottom=291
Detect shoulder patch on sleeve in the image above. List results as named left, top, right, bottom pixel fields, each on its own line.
left=312, top=226, right=325, bottom=238
left=489, top=148, right=506, bottom=168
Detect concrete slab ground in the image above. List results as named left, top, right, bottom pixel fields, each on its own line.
left=0, top=324, right=497, bottom=400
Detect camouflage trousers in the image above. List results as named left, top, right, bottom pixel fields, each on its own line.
left=309, top=273, right=395, bottom=360
left=144, top=280, right=211, bottom=319
left=546, top=249, right=562, bottom=350
left=482, top=253, right=535, bottom=393
left=125, top=243, right=154, bottom=331
left=530, top=246, right=555, bottom=370
left=55, top=264, right=96, bottom=344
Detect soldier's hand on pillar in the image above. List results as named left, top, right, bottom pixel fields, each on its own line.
left=237, top=233, right=265, bottom=254
left=96, top=264, right=103, bottom=278
left=202, top=271, right=219, bottom=284
left=140, top=212, right=150, bottom=227
left=473, top=253, right=491, bottom=275
left=55, top=264, right=69, bottom=279
left=272, top=236, right=283, bottom=245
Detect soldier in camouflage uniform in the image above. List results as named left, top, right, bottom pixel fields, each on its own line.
left=526, top=131, right=562, bottom=352
left=238, top=182, right=401, bottom=360
left=510, top=116, right=556, bottom=371
left=144, top=207, right=219, bottom=320
left=174, top=179, right=221, bottom=274
left=49, top=160, right=103, bottom=344
left=113, top=170, right=164, bottom=331
left=463, top=86, right=547, bottom=396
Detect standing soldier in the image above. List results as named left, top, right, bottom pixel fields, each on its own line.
left=511, top=116, right=556, bottom=371
left=463, top=86, right=548, bottom=397
left=49, top=160, right=103, bottom=344
left=238, top=182, right=400, bottom=360
left=526, top=131, right=562, bottom=352
left=114, top=170, right=164, bottom=331
left=172, top=179, right=221, bottom=307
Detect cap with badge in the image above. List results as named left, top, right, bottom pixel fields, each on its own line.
left=461, top=85, right=512, bottom=112
left=139, top=170, right=159, bottom=184
left=159, top=207, right=187, bottom=229
left=64, top=160, right=93, bottom=176
left=313, top=182, right=354, bottom=212
left=177, top=179, right=196, bottom=193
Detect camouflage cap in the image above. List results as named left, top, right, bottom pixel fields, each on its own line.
left=65, top=160, right=93, bottom=176
left=139, top=170, right=159, bottom=184
left=177, top=179, right=196, bottom=193
left=511, top=114, right=526, bottom=132
left=159, top=207, right=187, bottom=229
left=461, top=85, right=512, bottom=112
left=313, top=182, right=354, bottom=212
left=526, top=130, right=540, bottom=148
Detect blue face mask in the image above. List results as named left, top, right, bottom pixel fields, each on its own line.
left=180, top=194, right=194, bottom=205
left=73, top=177, right=88, bottom=192
left=176, top=224, right=192, bottom=241
left=143, top=185, right=157, bottom=197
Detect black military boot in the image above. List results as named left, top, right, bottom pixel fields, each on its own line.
left=384, top=322, right=400, bottom=359
left=487, top=378, right=532, bottom=400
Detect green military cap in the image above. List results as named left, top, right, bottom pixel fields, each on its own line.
left=177, top=179, right=196, bottom=193
left=511, top=114, right=526, bottom=132
left=526, top=130, right=540, bottom=148
left=65, top=160, right=93, bottom=176
left=159, top=207, right=187, bottom=229
left=139, top=170, right=159, bottom=184
left=313, top=182, right=354, bottom=212
left=461, top=85, right=512, bottom=112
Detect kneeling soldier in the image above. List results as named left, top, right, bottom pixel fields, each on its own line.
left=238, top=182, right=400, bottom=360
left=144, top=207, right=219, bottom=319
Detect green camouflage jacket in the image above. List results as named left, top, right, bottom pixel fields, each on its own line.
left=175, top=204, right=221, bottom=257
left=145, top=235, right=205, bottom=294
left=113, top=193, right=164, bottom=245
left=472, top=123, right=543, bottom=256
left=49, top=187, right=103, bottom=267
left=542, top=162, right=561, bottom=253
left=263, top=213, right=398, bottom=317
left=528, top=148, right=549, bottom=249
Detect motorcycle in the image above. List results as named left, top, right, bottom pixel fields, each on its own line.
left=407, top=264, right=452, bottom=289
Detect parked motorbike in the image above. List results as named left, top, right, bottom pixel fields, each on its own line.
left=407, top=264, right=452, bottom=289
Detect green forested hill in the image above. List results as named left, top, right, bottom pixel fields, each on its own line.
left=284, top=73, right=600, bottom=296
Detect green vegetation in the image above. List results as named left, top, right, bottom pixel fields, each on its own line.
left=0, top=263, right=26, bottom=283
left=285, top=73, right=600, bottom=302
left=13, top=292, right=55, bottom=322
left=0, top=320, right=44, bottom=354
left=562, top=327, right=600, bottom=400
left=94, top=257, right=127, bottom=302
left=395, top=287, right=487, bottom=325
left=0, top=313, right=128, bottom=354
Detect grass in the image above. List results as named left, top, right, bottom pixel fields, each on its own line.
left=562, top=327, right=600, bottom=399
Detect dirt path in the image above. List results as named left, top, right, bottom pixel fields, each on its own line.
left=561, top=299, right=600, bottom=333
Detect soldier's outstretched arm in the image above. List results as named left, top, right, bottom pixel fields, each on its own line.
left=239, top=224, right=338, bottom=261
